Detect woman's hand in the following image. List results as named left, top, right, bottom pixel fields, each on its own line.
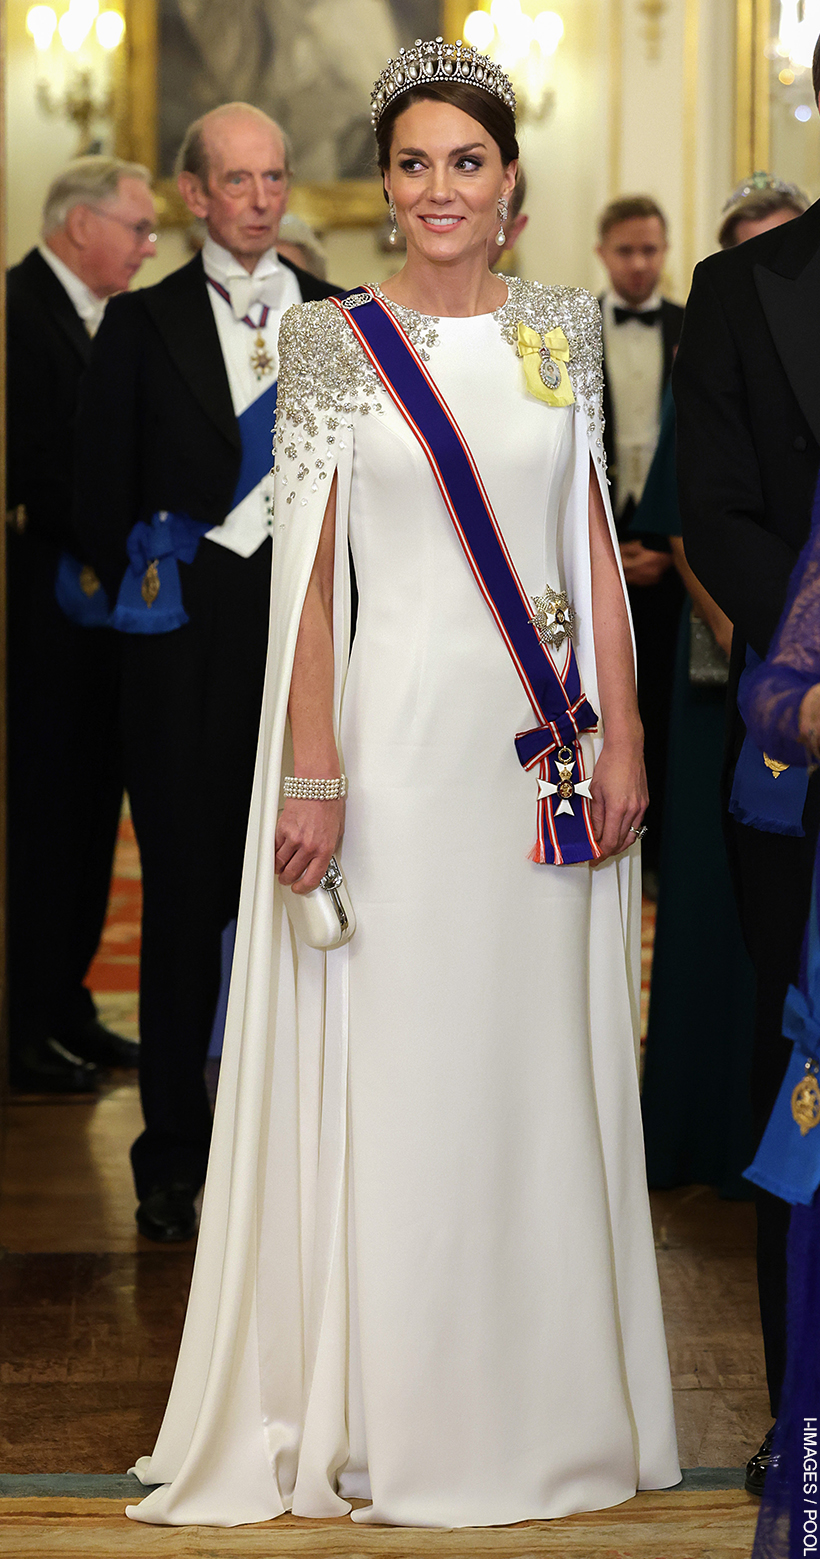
left=275, top=799, right=345, bottom=893
left=588, top=734, right=648, bottom=860
left=799, top=684, right=820, bottom=762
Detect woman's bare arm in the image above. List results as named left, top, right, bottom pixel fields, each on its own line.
left=274, top=474, right=345, bottom=893
left=587, top=466, right=648, bottom=859
left=669, top=535, right=733, bottom=658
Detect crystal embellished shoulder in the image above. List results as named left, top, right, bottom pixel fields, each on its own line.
left=274, top=279, right=604, bottom=458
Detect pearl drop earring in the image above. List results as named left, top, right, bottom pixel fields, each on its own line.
left=389, top=200, right=398, bottom=245
left=496, top=196, right=509, bottom=247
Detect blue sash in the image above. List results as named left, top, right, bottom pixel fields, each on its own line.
left=333, top=287, right=601, bottom=865
left=110, top=511, right=211, bottom=634
left=730, top=647, right=808, bottom=836
left=746, top=882, right=820, bottom=1205
left=231, top=380, right=278, bottom=509
left=55, top=552, right=111, bottom=628
left=111, top=381, right=279, bottom=634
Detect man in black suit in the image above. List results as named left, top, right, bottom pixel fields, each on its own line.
left=596, top=196, right=686, bottom=882
left=74, top=104, right=340, bottom=1243
left=6, top=156, right=157, bottom=1091
left=673, top=69, right=820, bottom=1489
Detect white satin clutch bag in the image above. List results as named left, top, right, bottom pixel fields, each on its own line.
left=280, top=857, right=356, bottom=949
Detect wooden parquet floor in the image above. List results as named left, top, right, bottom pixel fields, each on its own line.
left=0, top=860, right=766, bottom=1553
left=0, top=1489, right=760, bottom=1558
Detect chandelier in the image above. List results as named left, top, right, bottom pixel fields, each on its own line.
left=776, top=1, right=820, bottom=68
left=463, top=0, right=565, bottom=121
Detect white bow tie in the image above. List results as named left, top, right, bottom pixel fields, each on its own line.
left=226, top=270, right=284, bottom=322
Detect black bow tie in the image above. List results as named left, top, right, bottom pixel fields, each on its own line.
left=613, top=306, right=662, bottom=327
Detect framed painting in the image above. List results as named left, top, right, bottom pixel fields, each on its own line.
left=117, top=0, right=470, bottom=227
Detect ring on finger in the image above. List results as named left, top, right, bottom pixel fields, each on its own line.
left=629, top=824, right=648, bottom=840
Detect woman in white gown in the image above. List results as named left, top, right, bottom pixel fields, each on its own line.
left=127, top=41, right=680, bottom=1530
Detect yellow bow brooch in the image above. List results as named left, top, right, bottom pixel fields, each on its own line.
left=517, top=323, right=575, bottom=408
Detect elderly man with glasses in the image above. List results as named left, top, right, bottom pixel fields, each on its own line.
left=73, top=105, right=341, bottom=1243
left=6, top=155, right=156, bottom=1093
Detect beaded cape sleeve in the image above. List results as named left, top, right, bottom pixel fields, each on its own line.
left=741, top=483, right=820, bottom=767
left=272, top=277, right=608, bottom=494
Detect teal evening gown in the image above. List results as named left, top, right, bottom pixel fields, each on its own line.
left=634, top=387, right=755, bottom=1198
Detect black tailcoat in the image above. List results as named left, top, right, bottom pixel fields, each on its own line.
left=673, top=199, right=820, bottom=1417
left=5, top=249, right=123, bottom=1066
left=599, top=294, right=686, bottom=872
left=8, top=248, right=92, bottom=544
left=73, top=251, right=337, bottom=597
left=73, top=251, right=341, bottom=1198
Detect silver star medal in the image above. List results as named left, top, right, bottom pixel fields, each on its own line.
left=538, top=746, right=593, bottom=818
left=530, top=587, right=575, bottom=649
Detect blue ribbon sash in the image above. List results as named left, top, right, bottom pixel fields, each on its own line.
left=110, top=511, right=211, bottom=634
left=746, top=887, right=820, bottom=1205
left=232, top=380, right=278, bottom=509
left=333, top=287, right=601, bottom=865
left=730, top=647, right=808, bottom=836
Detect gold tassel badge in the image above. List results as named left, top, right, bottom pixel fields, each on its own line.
left=141, top=559, right=160, bottom=607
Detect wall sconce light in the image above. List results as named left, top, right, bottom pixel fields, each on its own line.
left=26, top=0, right=126, bottom=153
left=769, top=1, right=820, bottom=124
left=636, top=0, right=667, bottom=62
left=463, top=0, right=564, bottom=122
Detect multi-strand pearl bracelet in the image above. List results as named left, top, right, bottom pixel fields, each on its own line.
left=283, top=774, right=348, bottom=801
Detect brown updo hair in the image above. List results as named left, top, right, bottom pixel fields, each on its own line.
left=375, top=81, right=519, bottom=201
left=718, top=186, right=808, bottom=249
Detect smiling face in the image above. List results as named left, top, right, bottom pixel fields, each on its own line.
left=383, top=98, right=516, bottom=269
left=178, top=110, right=290, bottom=272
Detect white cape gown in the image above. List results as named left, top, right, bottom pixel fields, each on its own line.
left=127, top=280, right=680, bottom=1529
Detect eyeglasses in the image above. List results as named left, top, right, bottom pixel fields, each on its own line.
left=90, top=207, right=158, bottom=245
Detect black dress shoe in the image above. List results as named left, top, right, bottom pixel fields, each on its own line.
left=745, top=1425, right=777, bottom=1496
left=136, top=1184, right=198, bottom=1243
left=57, top=1019, right=139, bottom=1069
left=10, top=1037, right=99, bottom=1094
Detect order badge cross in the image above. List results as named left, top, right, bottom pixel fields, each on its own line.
left=250, top=333, right=276, bottom=380
left=537, top=746, right=593, bottom=817
left=530, top=586, right=576, bottom=649
left=792, top=1061, right=820, bottom=1136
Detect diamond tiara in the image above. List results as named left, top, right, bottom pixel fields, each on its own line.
left=720, top=170, right=808, bottom=214
left=370, top=37, right=516, bottom=130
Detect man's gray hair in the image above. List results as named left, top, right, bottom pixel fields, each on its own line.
left=174, top=103, right=293, bottom=188
left=42, top=155, right=152, bottom=236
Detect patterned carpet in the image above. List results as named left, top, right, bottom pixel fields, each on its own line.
left=85, top=811, right=140, bottom=1042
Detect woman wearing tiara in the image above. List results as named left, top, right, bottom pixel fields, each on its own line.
left=127, top=40, right=680, bottom=1530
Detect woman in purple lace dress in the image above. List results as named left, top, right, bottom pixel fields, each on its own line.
left=745, top=489, right=820, bottom=1558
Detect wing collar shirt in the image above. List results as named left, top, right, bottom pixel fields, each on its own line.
left=202, top=235, right=301, bottom=558
left=601, top=288, right=664, bottom=517
left=38, top=243, right=107, bottom=337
